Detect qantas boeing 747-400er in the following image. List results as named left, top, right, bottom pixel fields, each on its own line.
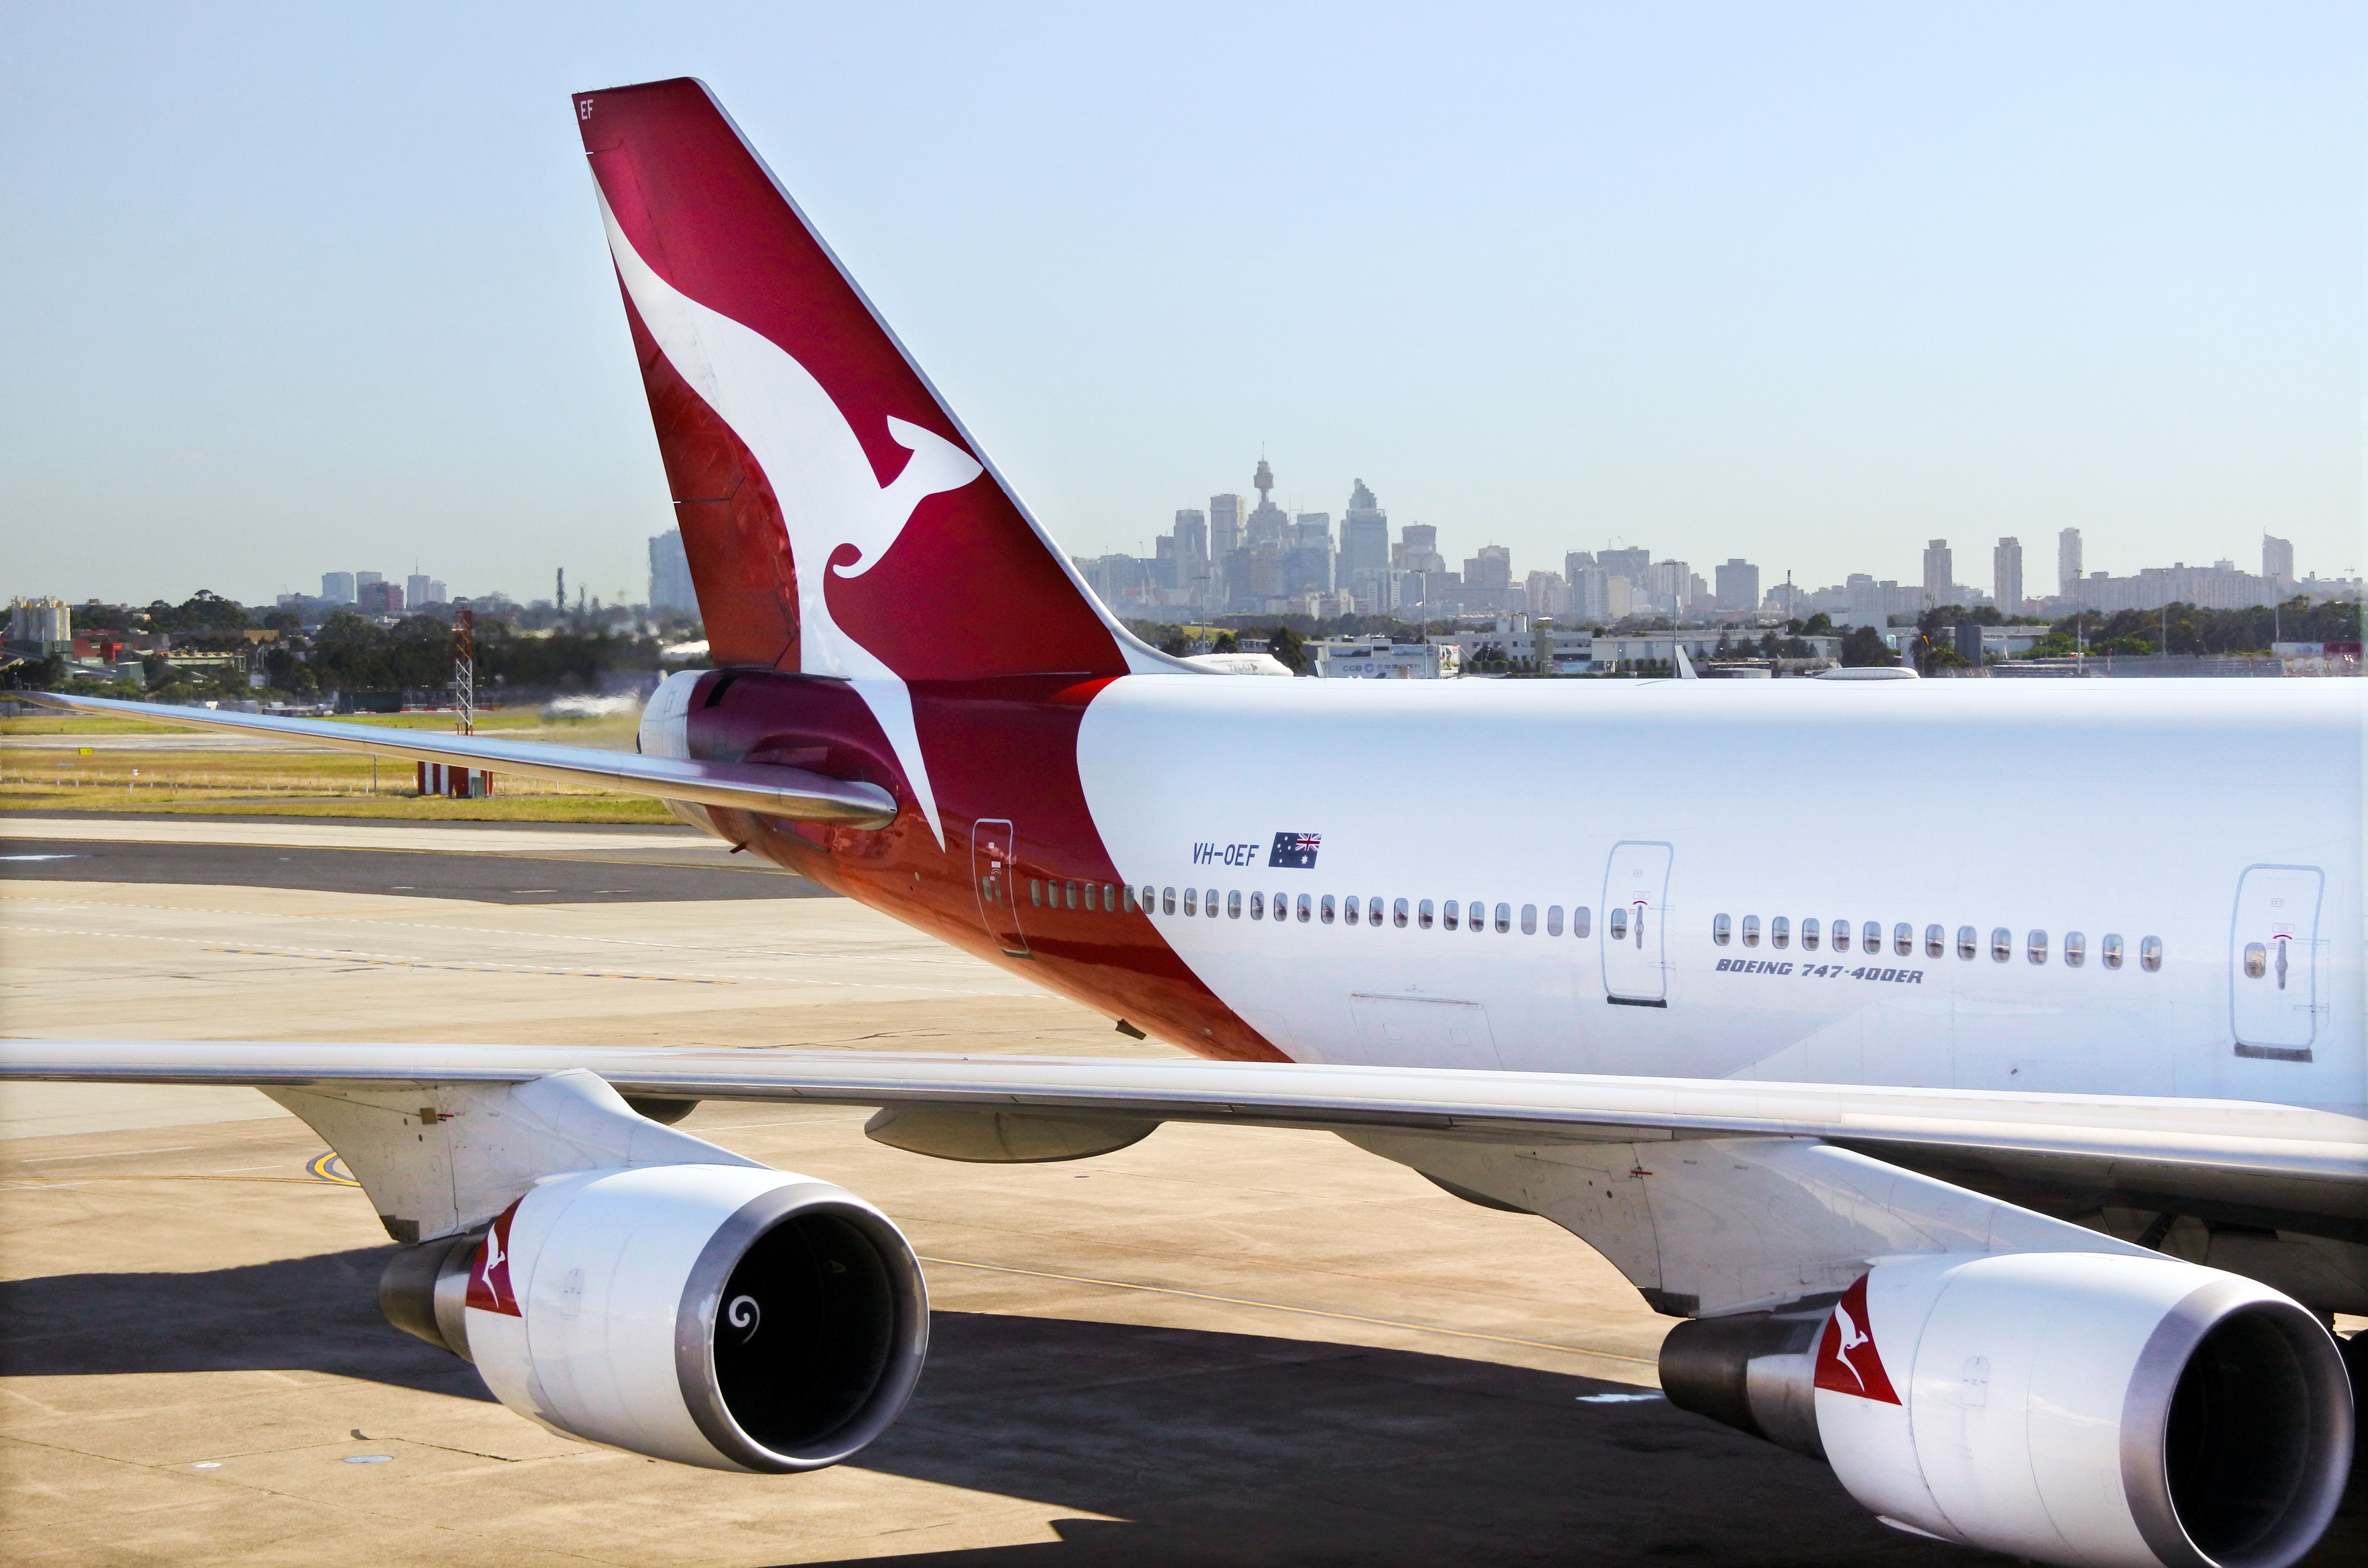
left=11, top=77, right=2366, bottom=1568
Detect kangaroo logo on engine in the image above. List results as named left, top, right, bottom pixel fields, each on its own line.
left=465, top=1200, right=524, bottom=1317
left=1813, top=1274, right=1899, bottom=1403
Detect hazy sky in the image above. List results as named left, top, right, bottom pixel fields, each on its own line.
left=3, top=3, right=2361, bottom=609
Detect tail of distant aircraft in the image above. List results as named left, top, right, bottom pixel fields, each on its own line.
left=573, top=78, right=1161, bottom=683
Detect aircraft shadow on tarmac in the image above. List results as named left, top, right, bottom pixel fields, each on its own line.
left=2, top=1249, right=2357, bottom=1567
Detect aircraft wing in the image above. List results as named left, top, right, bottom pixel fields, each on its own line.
left=14, top=690, right=894, bottom=827
left=5, top=1040, right=2359, bottom=1224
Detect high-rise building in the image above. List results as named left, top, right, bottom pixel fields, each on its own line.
left=1645, top=560, right=1691, bottom=615
left=1992, top=538, right=2023, bottom=614
left=2058, top=527, right=2083, bottom=601
left=1339, top=480, right=1390, bottom=583
left=648, top=530, right=696, bottom=613
left=358, top=580, right=405, bottom=615
left=2264, top=535, right=2294, bottom=590
left=1209, top=494, right=1245, bottom=559
left=1714, top=558, right=1760, bottom=613
left=1923, top=540, right=1953, bottom=606
left=1395, top=523, right=1443, bottom=573
left=1524, top=571, right=1569, bottom=618
left=1564, top=551, right=1595, bottom=584
left=357, top=571, right=384, bottom=591
left=321, top=572, right=356, bottom=604
left=1286, top=513, right=1334, bottom=595
left=1597, top=548, right=1651, bottom=585
left=407, top=575, right=438, bottom=609
left=1463, top=545, right=1513, bottom=610
left=1172, top=509, right=1209, bottom=562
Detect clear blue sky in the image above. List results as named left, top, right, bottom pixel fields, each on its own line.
left=3, top=2, right=2360, bottom=609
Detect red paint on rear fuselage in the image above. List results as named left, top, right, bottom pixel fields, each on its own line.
left=684, top=668, right=1284, bottom=1062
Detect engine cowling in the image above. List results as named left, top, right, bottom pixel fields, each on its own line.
left=1662, top=1252, right=2353, bottom=1568
left=382, top=1164, right=929, bottom=1472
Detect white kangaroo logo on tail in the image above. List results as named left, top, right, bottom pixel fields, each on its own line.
left=1831, top=1301, right=1874, bottom=1392
left=597, top=188, right=978, bottom=844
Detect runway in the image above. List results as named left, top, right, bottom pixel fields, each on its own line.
left=3, top=814, right=2354, bottom=1564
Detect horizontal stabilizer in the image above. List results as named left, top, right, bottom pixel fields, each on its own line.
left=15, top=691, right=894, bottom=827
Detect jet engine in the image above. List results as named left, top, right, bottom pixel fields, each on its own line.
left=379, top=1164, right=929, bottom=1472
left=1661, top=1251, right=2353, bottom=1568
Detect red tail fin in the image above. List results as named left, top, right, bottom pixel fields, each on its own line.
left=575, top=78, right=1147, bottom=682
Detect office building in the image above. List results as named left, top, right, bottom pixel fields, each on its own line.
left=1714, top=558, right=1760, bottom=614
left=2058, top=528, right=2082, bottom=601
left=321, top=572, right=357, bottom=604
left=1463, top=545, right=1513, bottom=611
left=1598, top=548, right=1652, bottom=586
left=1922, top=540, right=1952, bottom=606
left=1395, top=523, right=1443, bottom=574
left=1339, top=480, right=1390, bottom=583
left=1993, top=538, right=2023, bottom=614
left=2264, top=535, right=2294, bottom=591
left=649, top=529, right=697, bottom=614
left=407, top=575, right=445, bottom=609
left=358, top=580, right=406, bottom=614
left=1209, top=494, right=1244, bottom=559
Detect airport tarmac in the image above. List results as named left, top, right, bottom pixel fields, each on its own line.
left=1, top=817, right=2357, bottom=1565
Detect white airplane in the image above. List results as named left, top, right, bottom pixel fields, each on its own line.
left=11, top=76, right=2363, bottom=1568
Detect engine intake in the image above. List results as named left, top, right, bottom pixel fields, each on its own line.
left=380, top=1164, right=928, bottom=1471
left=1661, top=1252, right=2352, bottom=1568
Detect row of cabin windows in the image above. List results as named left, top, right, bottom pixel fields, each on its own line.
left=1149, top=887, right=1595, bottom=936
left=1710, top=914, right=2162, bottom=972
left=1024, top=878, right=1139, bottom=913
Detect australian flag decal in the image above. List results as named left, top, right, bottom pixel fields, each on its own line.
left=1269, top=832, right=1321, bottom=869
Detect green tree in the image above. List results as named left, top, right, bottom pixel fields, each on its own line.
left=1838, top=625, right=1891, bottom=667
left=1267, top=625, right=1307, bottom=673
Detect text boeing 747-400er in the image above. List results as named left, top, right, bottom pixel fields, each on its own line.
left=12, top=76, right=2364, bottom=1568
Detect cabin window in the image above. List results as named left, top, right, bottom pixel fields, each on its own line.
left=1713, top=913, right=1732, bottom=945
left=1474, top=899, right=1490, bottom=934
left=1227, top=890, right=1242, bottom=919
left=1103, top=883, right=1116, bottom=912
left=1991, top=927, right=2010, bottom=962
left=1368, top=897, right=1383, bottom=926
left=1249, top=891, right=1264, bottom=920
left=1893, top=923, right=1912, bottom=956
left=2101, top=933, right=2123, bottom=969
left=1182, top=888, right=1196, bottom=917
left=1801, top=917, right=1819, bottom=951
left=1206, top=888, right=1218, bottom=918
left=1443, top=900, right=1460, bottom=931
left=1832, top=919, right=1850, bottom=953
left=1274, top=891, right=1288, bottom=921
left=2064, top=931, right=2084, bottom=968
left=2026, top=929, right=2047, bottom=965
left=1924, top=924, right=1943, bottom=959
left=2242, top=942, right=2266, bottom=979
left=1418, top=899, right=1434, bottom=930
left=1083, top=883, right=1097, bottom=912
left=1609, top=906, right=1629, bottom=941
left=1057, top=881, right=1070, bottom=909
left=1030, top=879, right=1043, bottom=907
left=1395, top=897, right=1411, bottom=929
left=1494, top=903, right=1512, bottom=934
left=1741, top=915, right=1760, bottom=947
left=1863, top=921, right=1883, bottom=954
left=2139, top=935, right=2162, bottom=972
left=1160, top=886, right=1174, bottom=915
left=1520, top=904, right=1538, bottom=935
left=1546, top=906, right=1564, bottom=937
left=1771, top=916, right=1790, bottom=950
left=1956, top=925, right=1975, bottom=960
left=1142, top=884, right=1156, bottom=911
left=1573, top=906, right=1591, bottom=938
left=1296, top=894, right=1312, bottom=923
left=1343, top=896, right=1359, bottom=926
left=1320, top=894, right=1336, bottom=924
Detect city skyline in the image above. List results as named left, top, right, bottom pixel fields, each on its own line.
left=3, top=8, right=2359, bottom=607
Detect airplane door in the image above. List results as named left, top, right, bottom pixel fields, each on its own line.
left=2231, top=864, right=2320, bottom=1057
left=973, top=819, right=1030, bottom=958
left=1602, top=841, right=1672, bottom=1006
